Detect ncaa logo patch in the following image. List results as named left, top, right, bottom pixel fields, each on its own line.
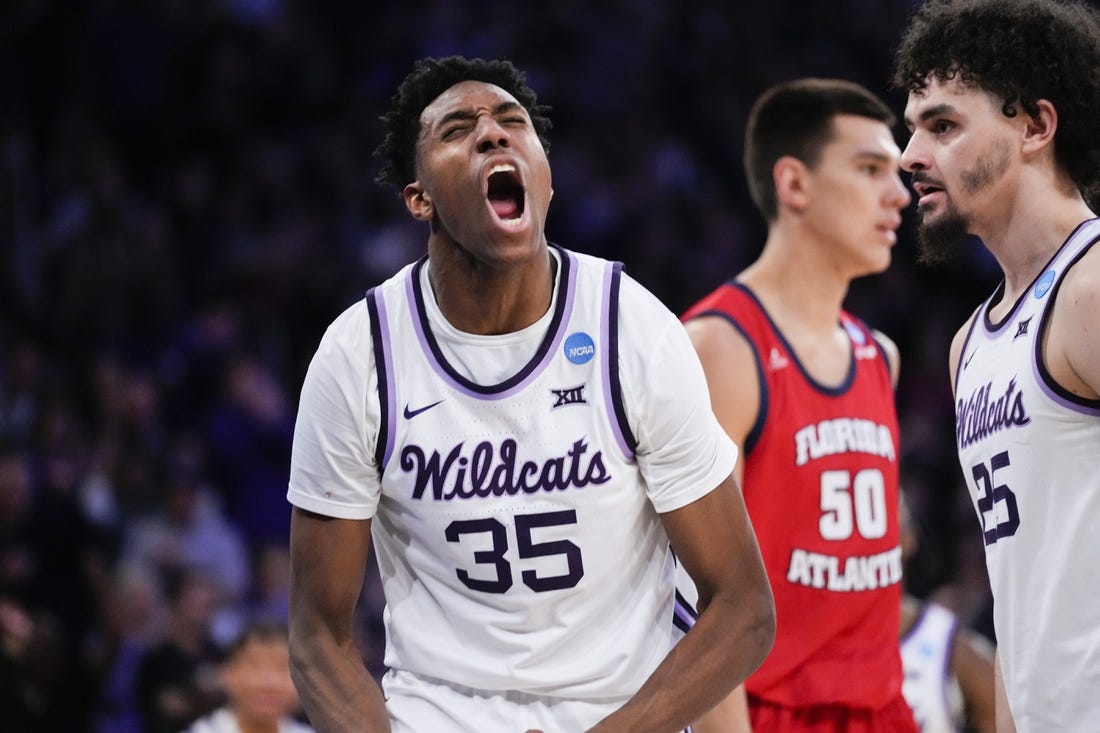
left=1034, top=269, right=1055, bottom=299
left=564, top=332, right=596, bottom=364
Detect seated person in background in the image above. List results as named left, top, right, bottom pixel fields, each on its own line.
left=899, top=492, right=996, bottom=733
left=182, top=621, right=314, bottom=733
left=136, top=568, right=224, bottom=733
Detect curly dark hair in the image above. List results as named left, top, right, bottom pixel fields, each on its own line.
left=373, top=56, right=552, bottom=191
left=892, top=0, right=1100, bottom=210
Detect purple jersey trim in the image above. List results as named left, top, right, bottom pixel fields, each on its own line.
left=902, top=604, right=960, bottom=726
left=981, top=219, right=1098, bottom=335
left=673, top=587, right=698, bottom=634
left=367, top=287, right=397, bottom=470
left=604, top=261, right=637, bottom=458
left=940, top=614, right=959, bottom=727
left=405, top=247, right=576, bottom=399
left=1033, top=235, right=1100, bottom=416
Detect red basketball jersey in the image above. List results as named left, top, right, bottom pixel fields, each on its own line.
left=683, top=282, right=904, bottom=710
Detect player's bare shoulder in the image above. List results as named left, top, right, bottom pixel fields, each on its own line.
left=683, top=313, right=761, bottom=456
left=684, top=314, right=756, bottom=371
left=1045, top=242, right=1100, bottom=399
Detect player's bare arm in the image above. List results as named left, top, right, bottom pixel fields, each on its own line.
left=689, top=685, right=753, bottom=733
left=685, top=315, right=761, bottom=486
left=289, top=509, right=390, bottom=733
left=992, top=650, right=1016, bottom=733
left=949, top=626, right=996, bottom=733
left=1045, top=244, right=1100, bottom=400
left=587, top=473, right=775, bottom=733
left=681, top=315, right=762, bottom=733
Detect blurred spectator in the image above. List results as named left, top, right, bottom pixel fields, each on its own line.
left=0, top=444, right=35, bottom=602
left=205, top=353, right=294, bottom=547
left=0, top=439, right=104, bottom=729
left=181, top=620, right=314, bottom=733
left=134, top=568, right=225, bottom=733
left=0, top=596, right=48, bottom=732
left=0, top=336, right=43, bottom=444
left=245, top=542, right=291, bottom=626
left=121, top=438, right=251, bottom=609
left=92, top=564, right=167, bottom=733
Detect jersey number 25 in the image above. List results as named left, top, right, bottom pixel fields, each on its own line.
left=971, top=450, right=1020, bottom=546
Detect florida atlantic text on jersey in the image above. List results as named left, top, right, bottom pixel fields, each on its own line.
left=681, top=283, right=904, bottom=710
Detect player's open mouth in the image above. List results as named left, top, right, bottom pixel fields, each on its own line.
left=911, top=178, right=944, bottom=208
left=486, top=163, right=526, bottom=227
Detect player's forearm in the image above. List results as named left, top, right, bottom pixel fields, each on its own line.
left=289, top=632, right=390, bottom=733
left=691, top=684, right=753, bottom=733
left=993, top=650, right=1016, bottom=733
left=588, top=591, right=775, bottom=733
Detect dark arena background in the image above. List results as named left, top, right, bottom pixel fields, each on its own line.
left=1, top=0, right=1052, bottom=729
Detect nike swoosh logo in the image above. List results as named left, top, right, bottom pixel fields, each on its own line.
left=403, top=400, right=444, bottom=419
left=963, top=351, right=976, bottom=370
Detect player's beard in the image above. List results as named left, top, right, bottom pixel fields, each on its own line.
left=915, top=138, right=1011, bottom=266
left=915, top=202, right=969, bottom=265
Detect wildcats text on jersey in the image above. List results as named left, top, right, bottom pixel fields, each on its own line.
left=794, top=417, right=895, bottom=466
left=401, top=437, right=611, bottom=501
left=787, top=546, right=903, bottom=592
left=956, top=376, right=1031, bottom=449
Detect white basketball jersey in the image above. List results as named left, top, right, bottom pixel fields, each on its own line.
left=900, top=603, right=963, bottom=733
left=363, top=246, right=695, bottom=698
left=953, top=218, right=1100, bottom=730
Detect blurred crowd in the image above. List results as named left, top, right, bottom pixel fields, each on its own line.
left=0, top=1, right=1004, bottom=730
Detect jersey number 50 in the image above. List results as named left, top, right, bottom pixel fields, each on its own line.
left=819, top=468, right=888, bottom=540
left=445, top=510, right=585, bottom=593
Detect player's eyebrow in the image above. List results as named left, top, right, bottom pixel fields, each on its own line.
left=904, top=103, right=956, bottom=130
left=853, top=150, right=896, bottom=163
left=435, top=101, right=525, bottom=131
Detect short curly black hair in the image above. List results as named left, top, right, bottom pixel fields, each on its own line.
left=373, top=56, right=552, bottom=191
left=892, top=0, right=1100, bottom=209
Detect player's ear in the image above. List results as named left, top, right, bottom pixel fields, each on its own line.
left=1021, top=99, right=1057, bottom=157
left=404, top=181, right=433, bottom=221
left=774, top=156, right=811, bottom=213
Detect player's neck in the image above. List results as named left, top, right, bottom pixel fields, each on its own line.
left=739, top=231, right=851, bottom=335
left=973, top=171, right=1096, bottom=300
left=233, top=710, right=280, bottom=733
left=426, top=243, right=557, bottom=335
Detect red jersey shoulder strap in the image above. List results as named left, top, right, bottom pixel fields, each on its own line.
left=682, top=281, right=780, bottom=454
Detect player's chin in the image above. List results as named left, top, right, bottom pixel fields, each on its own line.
left=858, top=248, right=893, bottom=277
left=915, top=200, right=944, bottom=225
